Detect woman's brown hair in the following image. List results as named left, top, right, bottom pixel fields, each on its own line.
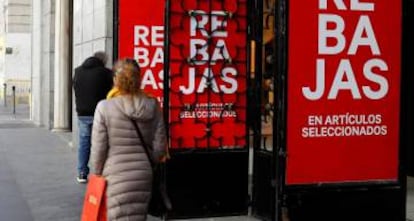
left=113, top=58, right=142, bottom=95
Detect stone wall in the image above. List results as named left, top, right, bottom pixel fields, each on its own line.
left=73, top=0, right=113, bottom=68
left=31, top=0, right=114, bottom=135
left=4, top=0, right=31, bottom=33
left=31, top=0, right=55, bottom=128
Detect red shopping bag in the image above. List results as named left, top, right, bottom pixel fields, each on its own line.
left=81, top=174, right=107, bottom=221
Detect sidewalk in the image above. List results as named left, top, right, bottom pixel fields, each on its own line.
left=0, top=104, right=84, bottom=221
left=0, top=104, right=412, bottom=221
left=0, top=104, right=257, bottom=221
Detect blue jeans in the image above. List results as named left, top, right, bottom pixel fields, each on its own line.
left=77, top=116, right=94, bottom=175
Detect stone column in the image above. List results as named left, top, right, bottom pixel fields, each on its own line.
left=53, top=0, right=71, bottom=132
left=31, top=0, right=42, bottom=125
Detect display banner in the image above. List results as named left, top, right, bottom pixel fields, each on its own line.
left=168, top=0, right=248, bottom=149
left=287, top=0, right=401, bottom=184
left=118, top=0, right=165, bottom=104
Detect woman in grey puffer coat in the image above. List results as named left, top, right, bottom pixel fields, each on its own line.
left=91, top=59, right=167, bottom=221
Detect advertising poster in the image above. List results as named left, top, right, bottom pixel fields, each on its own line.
left=168, top=0, right=248, bottom=149
left=286, top=0, right=401, bottom=184
left=118, top=0, right=165, bottom=103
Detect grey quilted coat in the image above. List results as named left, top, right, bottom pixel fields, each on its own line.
left=91, top=94, right=167, bottom=221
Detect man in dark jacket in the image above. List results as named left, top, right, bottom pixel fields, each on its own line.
left=73, top=51, right=113, bottom=183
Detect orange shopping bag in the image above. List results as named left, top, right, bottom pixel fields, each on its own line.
left=81, top=174, right=107, bottom=221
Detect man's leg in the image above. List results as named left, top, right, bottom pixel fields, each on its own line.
left=77, top=116, right=93, bottom=183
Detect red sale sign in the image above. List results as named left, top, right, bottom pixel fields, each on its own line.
left=287, top=0, right=401, bottom=184
left=118, top=0, right=165, bottom=103
left=168, top=0, right=248, bottom=149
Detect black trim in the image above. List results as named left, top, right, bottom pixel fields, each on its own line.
left=286, top=181, right=401, bottom=191
left=397, top=0, right=407, bottom=218
left=162, top=1, right=171, bottom=219
left=252, top=0, right=263, bottom=151
left=248, top=0, right=276, bottom=220
left=275, top=0, right=288, bottom=220
left=402, top=0, right=414, bottom=177
left=163, top=0, right=170, bottom=136
left=251, top=0, right=266, bottom=219
left=245, top=0, right=252, bottom=187
left=113, top=0, right=119, bottom=62
left=165, top=148, right=247, bottom=155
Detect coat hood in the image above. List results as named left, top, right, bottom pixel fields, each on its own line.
left=113, top=95, right=158, bottom=121
left=82, top=57, right=105, bottom=69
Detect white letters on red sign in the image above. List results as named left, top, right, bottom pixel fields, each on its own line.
left=179, top=68, right=238, bottom=95
left=134, top=25, right=164, bottom=91
left=184, top=10, right=237, bottom=95
left=319, top=0, right=374, bottom=11
left=190, top=10, right=228, bottom=37
left=304, top=1, right=388, bottom=100
left=134, top=25, right=164, bottom=46
left=302, top=58, right=389, bottom=100
left=318, top=15, right=380, bottom=55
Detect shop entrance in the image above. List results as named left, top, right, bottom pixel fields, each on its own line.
left=115, top=0, right=407, bottom=220
left=162, top=0, right=255, bottom=218
left=115, top=0, right=283, bottom=219
left=250, top=0, right=280, bottom=220
left=159, top=0, right=282, bottom=219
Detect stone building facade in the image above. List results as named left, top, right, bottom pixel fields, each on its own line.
left=31, top=0, right=114, bottom=137
left=0, top=0, right=32, bottom=105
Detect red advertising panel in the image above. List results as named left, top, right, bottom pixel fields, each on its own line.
left=287, top=0, right=401, bottom=184
left=118, top=0, right=165, bottom=103
left=168, top=1, right=248, bottom=149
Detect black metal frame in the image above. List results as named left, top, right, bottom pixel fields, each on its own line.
left=252, top=0, right=264, bottom=152
left=403, top=0, right=414, bottom=178
left=250, top=0, right=265, bottom=218
left=163, top=0, right=171, bottom=132
left=251, top=0, right=281, bottom=220
left=113, top=0, right=119, bottom=62
left=274, top=0, right=288, bottom=220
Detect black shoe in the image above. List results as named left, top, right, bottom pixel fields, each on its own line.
left=76, top=173, right=88, bottom=183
